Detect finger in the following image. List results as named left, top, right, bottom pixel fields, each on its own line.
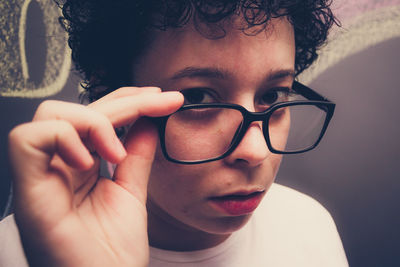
left=89, top=86, right=161, bottom=107
left=9, top=120, right=96, bottom=228
left=89, top=90, right=184, bottom=128
left=32, top=91, right=182, bottom=164
left=9, top=120, right=94, bottom=179
left=33, top=100, right=127, bottom=164
left=113, top=118, right=158, bottom=204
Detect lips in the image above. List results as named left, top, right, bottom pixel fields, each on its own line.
left=209, top=191, right=264, bottom=216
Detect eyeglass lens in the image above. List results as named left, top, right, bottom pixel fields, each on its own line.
left=268, top=104, right=327, bottom=153
left=164, top=104, right=327, bottom=161
left=165, top=107, right=243, bottom=161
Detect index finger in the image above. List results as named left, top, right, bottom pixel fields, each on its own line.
left=89, top=91, right=184, bottom=128
left=89, top=86, right=161, bottom=106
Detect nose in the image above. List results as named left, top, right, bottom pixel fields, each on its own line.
left=223, top=121, right=270, bottom=167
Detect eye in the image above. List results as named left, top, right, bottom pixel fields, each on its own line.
left=259, top=87, right=292, bottom=106
left=181, top=88, right=217, bottom=105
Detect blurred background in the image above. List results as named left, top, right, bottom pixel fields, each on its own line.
left=1, top=0, right=399, bottom=266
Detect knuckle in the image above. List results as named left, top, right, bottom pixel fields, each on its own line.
left=54, top=120, right=75, bottom=136
left=90, top=113, right=112, bottom=133
left=8, top=124, right=27, bottom=144
left=34, top=100, right=59, bottom=119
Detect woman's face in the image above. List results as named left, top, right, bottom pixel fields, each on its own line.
left=133, top=17, right=295, bottom=249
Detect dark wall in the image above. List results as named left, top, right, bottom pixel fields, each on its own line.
left=0, top=74, right=81, bottom=217
left=0, top=0, right=82, bottom=217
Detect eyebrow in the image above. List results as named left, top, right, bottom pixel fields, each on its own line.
left=170, top=67, right=229, bottom=80
left=170, top=66, right=295, bottom=82
left=267, top=69, right=295, bottom=82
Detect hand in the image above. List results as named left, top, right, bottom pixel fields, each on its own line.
left=8, top=87, right=183, bottom=267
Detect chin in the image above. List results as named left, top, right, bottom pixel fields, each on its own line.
left=195, top=213, right=253, bottom=235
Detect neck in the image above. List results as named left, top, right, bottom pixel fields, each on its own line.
left=147, top=199, right=230, bottom=251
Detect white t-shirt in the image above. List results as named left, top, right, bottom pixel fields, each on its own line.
left=0, top=183, right=348, bottom=267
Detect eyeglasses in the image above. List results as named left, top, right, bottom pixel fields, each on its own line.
left=152, top=81, right=335, bottom=164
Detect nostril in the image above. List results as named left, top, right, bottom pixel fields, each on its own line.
left=234, top=158, right=249, bottom=165
left=223, top=125, right=270, bottom=167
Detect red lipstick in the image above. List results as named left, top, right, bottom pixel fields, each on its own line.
left=209, top=191, right=264, bottom=216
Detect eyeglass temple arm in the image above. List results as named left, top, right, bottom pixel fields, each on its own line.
left=293, top=81, right=333, bottom=102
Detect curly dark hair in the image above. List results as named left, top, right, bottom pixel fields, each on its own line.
left=55, top=0, right=339, bottom=101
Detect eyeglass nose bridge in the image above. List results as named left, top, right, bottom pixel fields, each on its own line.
left=231, top=109, right=273, bottom=150
left=243, top=109, right=272, bottom=123
left=239, top=105, right=277, bottom=128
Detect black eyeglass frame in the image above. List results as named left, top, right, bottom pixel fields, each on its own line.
left=152, top=81, right=335, bottom=164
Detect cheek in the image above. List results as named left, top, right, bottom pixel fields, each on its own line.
left=147, top=149, right=216, bottom=228
left=148, top=146, right=204, bottom=205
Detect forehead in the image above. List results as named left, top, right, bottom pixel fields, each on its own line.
left=134, top=17, right=295, bottom=85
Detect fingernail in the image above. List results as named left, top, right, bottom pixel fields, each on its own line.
left=162, top=91, right=183, bottom=100
left=114, top=138, right=127, bottom=160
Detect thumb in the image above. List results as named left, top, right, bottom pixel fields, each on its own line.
left=113, top=118, right=158, bottom=204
